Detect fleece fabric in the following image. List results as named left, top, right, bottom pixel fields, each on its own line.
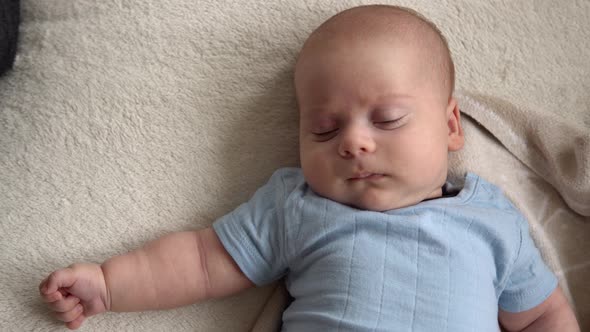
left=1, top=1, right=588, bottom=331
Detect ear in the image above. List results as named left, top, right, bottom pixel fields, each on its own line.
left=446, top=97, right=464, bottom=151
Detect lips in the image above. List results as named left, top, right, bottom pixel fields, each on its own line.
left=348, top=172, right=385, bottom=181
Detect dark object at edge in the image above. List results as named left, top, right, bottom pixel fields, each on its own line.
left=0, top=0, right=19, bottom=76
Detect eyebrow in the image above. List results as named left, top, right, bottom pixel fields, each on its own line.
left=374, top=93, right=415, bottom=104
left=301, top=93, right=416, bottom=116
left=303, top=107, right=336, bottom=116
left=300, top=103, right=341, bottom=118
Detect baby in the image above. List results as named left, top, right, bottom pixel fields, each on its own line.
left=39, top=5, right=580, bottom=331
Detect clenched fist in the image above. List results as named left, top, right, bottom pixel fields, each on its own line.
left=39, top=263, right=110, bottom=330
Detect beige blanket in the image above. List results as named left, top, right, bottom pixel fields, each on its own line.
left=1, top=0, right=588, bottom=330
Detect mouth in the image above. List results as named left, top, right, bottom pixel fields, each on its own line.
left=348, top=172, right=386, bottom=181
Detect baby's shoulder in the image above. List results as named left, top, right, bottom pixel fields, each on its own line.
left=269, top=167, right=304, bottom=182
left=267, top=167, right=305, bottom=192
left=464, top=173, right=522, bottom=217
left=452, top=173, right=529, bottom=247
left=261, top=167, right=310, bottom=208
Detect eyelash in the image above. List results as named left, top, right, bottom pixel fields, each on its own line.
left=312, top=116, right=406, bottom=141
left=375, top=118, right=403, bottom=126
left=313, top=128, right=339, bottom=136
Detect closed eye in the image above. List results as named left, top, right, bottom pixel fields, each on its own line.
left=374, top=115, right=407, bottom=129
left=376, top=119, right=402, bottom=125
left=312, top=128, right=339, bottom=141
left=313, top=128, right=338, bottom=135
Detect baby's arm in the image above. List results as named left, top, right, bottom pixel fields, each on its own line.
left=498, top=286, right=580, bottom=332
left=103, top=227, right=253, bottom=311
left=40, top=227, right=253, bottom=329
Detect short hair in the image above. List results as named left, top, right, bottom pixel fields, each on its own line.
left=296, top=5, right=455, bottom=99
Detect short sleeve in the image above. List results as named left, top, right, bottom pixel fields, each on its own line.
left=212, top=169, right=290, bottom=286
left=498, top=216, right=558, bottom=312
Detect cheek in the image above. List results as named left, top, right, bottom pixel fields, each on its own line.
left=412, top=130, right=449, bottom=176
left=382, top=127, right=446, bottom=165
left=302, top=148, right=330, bottom=173
left=301, top=157, right=331, bottom=197
left=301, top=142, right=339, bottom=188
left=301, top=144, right=331, bottom=175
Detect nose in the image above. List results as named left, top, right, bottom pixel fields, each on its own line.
left=337, top=125, right=376, bottom=158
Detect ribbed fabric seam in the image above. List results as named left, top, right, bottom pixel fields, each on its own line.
left=410, top=208, right=421, bottom=331
left=336, top=215, right=357, bottom=331
left=372, top=219, right=389, bottom=332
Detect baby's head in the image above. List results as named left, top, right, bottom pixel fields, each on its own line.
left=295, top=5, right=464, bottom=211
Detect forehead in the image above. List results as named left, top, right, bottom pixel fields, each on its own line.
left=296, top=41, right=435, bottom=109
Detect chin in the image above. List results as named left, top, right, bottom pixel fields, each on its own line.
left=350, top=192, right=421, bottom=212
left=349, top=195, right=397, bottom=212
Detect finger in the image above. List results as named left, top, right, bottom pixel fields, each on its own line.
left=48, top=295, right=80, bottom=313
left=39, top=276, right=49, bottom=294
left=41, top=289, right=64, bottom=303
left=44, top=269, right=77, bottom=295
left=54, top=303, right=83, bottom=323
left=41, top=286, right=73, bottom=303
left=66, top=313, right=86, bottom=330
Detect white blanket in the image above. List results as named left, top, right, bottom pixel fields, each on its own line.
left=1, top=1, right=588, bottom=330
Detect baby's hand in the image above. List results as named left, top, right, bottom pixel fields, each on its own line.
left=39, top=263, right=109, bottom=330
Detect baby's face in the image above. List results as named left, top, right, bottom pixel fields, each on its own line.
left=296, top=38, right=463, bottom=211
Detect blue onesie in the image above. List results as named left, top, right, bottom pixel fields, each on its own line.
left=213, top=168, right=557, bottom=331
